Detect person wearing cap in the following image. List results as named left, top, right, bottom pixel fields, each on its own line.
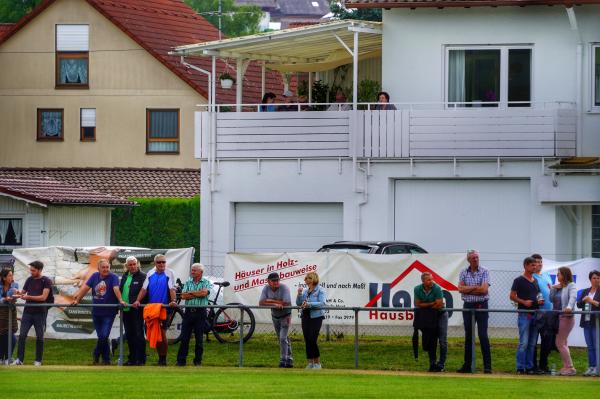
left=259, top=272, right=293, bottom=368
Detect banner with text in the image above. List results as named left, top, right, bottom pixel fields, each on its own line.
left=12, top=246, right=194, bottom=339
left=224, top=252, right=467, bottom=325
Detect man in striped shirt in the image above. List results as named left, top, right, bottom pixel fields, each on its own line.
left=176, top=263, right=213, bottom=367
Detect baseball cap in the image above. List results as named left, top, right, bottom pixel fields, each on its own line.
left=267, top=272, right=280, bottom=281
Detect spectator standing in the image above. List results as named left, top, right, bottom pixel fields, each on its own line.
left=550, top=266, right=577, bottom=376
left=119, top=256, right=147, bottom=365
left=13, top=261, right=52, bottom=366
left=296, top=272, right=326, bottom=369
left=413, top=272, right=445, bottom=372
left=327, top=90, right=351, bottom=111
left=457, top=249, right=492, bottom=373
left=0, top=269, right=19, bottom=364
left=259, top=272, right=293, bottom=368
left=510, top=256, right=543, bottom=374
left=133, top=254, right=177, bottom=366
left=72, top=258, right=124, bottom=365
left=531, top=253, right=554, bottom=374
left=577, top=270, right=600, bottom=376
left=176, top=263, right=212, bottom=367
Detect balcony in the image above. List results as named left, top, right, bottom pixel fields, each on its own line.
left=195, top=103, right=576, bottom=160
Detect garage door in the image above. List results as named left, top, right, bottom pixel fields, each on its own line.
left=234, top=203, right=343, bottom=253
left=394, top=179, right=530, bottom=271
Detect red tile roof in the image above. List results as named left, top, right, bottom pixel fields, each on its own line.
left=0, top=0, right=284, bottom=104
left=0, top=177, right=135, bottom=207
left=0, top=24, right=15, bottom=40
left=0, top=168, right=200, bottom=199
left=344, top=0, right=600, bottom=8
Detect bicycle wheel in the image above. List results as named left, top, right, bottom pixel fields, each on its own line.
left=212, top=303, right=255, bottom=343
left=166, top=307, right=184, bottom=344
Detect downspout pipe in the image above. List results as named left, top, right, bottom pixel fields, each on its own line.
left=565, top=6, right=583, bottom=156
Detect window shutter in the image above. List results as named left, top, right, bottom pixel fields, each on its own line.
left=81, top=108, right=96, bottom=127
left=56, top=25, right=89, bottom=51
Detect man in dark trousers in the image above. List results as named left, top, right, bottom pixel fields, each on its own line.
left=414, top=272, right=444, bottom=372
left=120, top=256, right=147, bottom=365
left=457, top=249, right=492, bottom=373
left=13, top=260, right=52, bottom=366
left=176, top=263, right=212, bottom=366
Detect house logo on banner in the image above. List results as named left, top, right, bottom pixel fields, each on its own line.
left=225, top=252, right=466, bottom=326
left=366, top=260, right=458, bottom=322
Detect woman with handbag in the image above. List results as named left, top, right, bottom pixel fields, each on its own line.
left=577, top=270, right=600, bottom=376
left=550, top=267, right=578, bottom=376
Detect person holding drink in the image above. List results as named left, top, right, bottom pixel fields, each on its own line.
left=510, top=256, right=544, bottom=374
left=577, top=270, right=600, bottom=376
left=551, top=267, right=578, bottom=376
left=296, top=271, right=326, bottom=369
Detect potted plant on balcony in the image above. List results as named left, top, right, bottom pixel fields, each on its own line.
left=219, top=73, right=235, bottom=89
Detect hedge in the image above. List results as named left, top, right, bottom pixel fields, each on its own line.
left=111, top=196, right=200, bottom=261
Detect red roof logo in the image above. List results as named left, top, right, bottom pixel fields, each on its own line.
left=365, top=260, right=458, bottom=308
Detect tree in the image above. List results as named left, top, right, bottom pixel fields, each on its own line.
left=0, top=0, right=42, bottom=23
left=185, top=0, right=263, bottom=38
left=329, top=1, right=382, bottom=22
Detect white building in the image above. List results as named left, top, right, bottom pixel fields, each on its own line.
left=174, top=4, right=600, bottom=277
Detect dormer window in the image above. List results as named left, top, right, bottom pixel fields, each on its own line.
left=56, top=25, right=89, bottom=89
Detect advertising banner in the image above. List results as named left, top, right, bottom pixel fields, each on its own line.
left=224, top=252, right=467, bottom=326
left=12, top=246, right=194, bottom=339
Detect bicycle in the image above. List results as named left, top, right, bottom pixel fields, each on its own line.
left=166, top=279, right=255, bottom=344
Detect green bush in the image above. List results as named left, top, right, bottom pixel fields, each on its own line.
left=111, top=196, right=200, bottom=261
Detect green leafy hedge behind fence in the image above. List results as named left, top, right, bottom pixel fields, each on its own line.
left=111, top=196, right=200, bottom=261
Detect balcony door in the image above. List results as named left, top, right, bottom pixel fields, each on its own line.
left=447, top=46, right=532, bottom=108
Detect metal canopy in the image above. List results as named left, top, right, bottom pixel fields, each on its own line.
left=172, top=19, right=382, bottom=72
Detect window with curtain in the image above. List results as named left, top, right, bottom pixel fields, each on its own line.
left=37, top=109, right=64, bottom=140
left=447, top=47, right=531, bottom=108
left=0, top=218, right=23, bottom=246
left=594, top=46, right=600, bottom=107
left=146, top=109, right=179, bottom=153
left=56, top=25, right=89, bottom=88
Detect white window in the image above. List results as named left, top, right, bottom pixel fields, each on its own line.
left=446, top=46, right=532, bottom=108
left=80, top=108, right=96, bottom=141
left=56, top=25, right=89, bottom=88
left=592, top=45, right=600, bottom=110
left=0, top=218, right=23, bottom=246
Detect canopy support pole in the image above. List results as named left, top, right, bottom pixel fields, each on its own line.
left=353, top=30, right=359, bottom=110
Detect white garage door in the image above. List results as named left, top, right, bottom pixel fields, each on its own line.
left=235, top=203, right=343, bottom=252
left=394, top=179, right=530, bottom=271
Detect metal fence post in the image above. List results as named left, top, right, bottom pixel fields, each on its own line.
left=595, top=314, right=600, bottom=376
left=118, top=306, right=124, bottom=366
left=238, top=306, right=244, bottom=368
left=7, top=304, right=13, bottom=363
left=354, top=308, right=359, bottom=369
left=471, top=309, right=476, bottom=372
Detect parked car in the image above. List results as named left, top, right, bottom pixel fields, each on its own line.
left=317, top=241, right=427, bottom=255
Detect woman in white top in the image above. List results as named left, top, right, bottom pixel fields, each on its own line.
left=550, top=267, right=578, bottom=376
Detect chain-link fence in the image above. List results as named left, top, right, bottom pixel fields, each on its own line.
left=1, top=302, right=599, bottom=374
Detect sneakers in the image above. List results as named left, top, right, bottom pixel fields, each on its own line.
left=559, top=368, right=577, bottom=376
left=313, top=363, right=322, bottom=369
left=583, top=367, right=597, bottom=377
left=305, top=363, right=314, bottom=369
left=456, top=365, right=473, bottom=373
left=33, top=361, right=42, bottom=367
left=11, top=359, right=23, bottom=366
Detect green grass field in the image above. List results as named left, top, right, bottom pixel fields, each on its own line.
left=1, top=367, right=597, bottom=399
left=3, top=332, right=589, bottom=373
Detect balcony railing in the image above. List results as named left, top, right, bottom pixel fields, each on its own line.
left=195, top=102, right=576, bottom=159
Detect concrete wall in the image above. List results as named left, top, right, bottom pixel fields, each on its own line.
left=381, top=5, right=600, bottom=155
left=0, top=0, right=203, bottom=168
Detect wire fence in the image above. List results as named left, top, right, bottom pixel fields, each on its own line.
left=1, top=302, right=599, bottom=374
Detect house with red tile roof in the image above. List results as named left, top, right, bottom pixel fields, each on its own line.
left=0, top=0, right=281, bottom=250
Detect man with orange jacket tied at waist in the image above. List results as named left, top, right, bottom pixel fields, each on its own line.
left=133, top=254, right=177, bottom=366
